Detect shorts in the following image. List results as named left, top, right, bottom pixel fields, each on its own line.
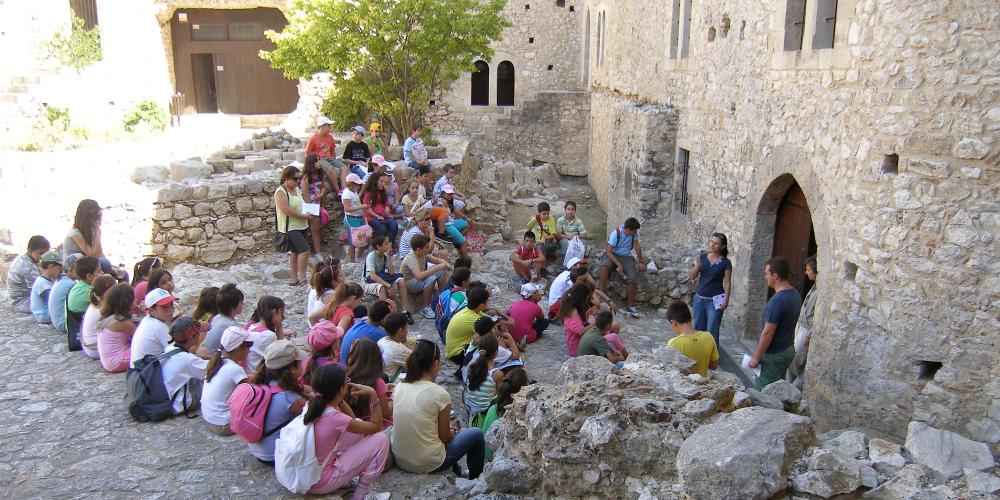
left=406, top=269, right=444, bottom=294
left=601, top=254, right=637, bottom=284
left=365, top=272, right=403, bottom=295
left=362, top=282, right=385, bottom=296
left=285, top=229, right=310, bottom=254
left=318, top=157, right=345, bottom=175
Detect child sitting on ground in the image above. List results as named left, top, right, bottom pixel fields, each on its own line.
left=556, top=200, right=590, bottom=256
left=192, top=286, right=220, bottom=324
left=666, top=300, right=718, bottom=377
left=81, top=275, right=117, bottom=360
left=509, top=231, right=544, bottom=284
left=378, top=311, right=412, bottom=381
left=577, top=311, right=626, bottom=368
left=526, top=202, right=559, bottom=260
left=507, top=282, right=549, bottom=345
left=464, top=335, right=504, bottom=422
left=364, top=235, right=413, bottom=323
left=595, top=311, right=629, bottom=358
left=479, top=367, right=529, bottom=461
left=201, top=326, right=257, bottom=435
left=31, top=251, right=63, bottom=324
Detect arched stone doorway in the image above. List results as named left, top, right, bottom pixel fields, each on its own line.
left=470, top=60, right=489, bottom=106
left=745, top=174, right=817, bottom=336
left=497, top=61, right=515, bottom=106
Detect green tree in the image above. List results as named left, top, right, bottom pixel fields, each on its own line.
left=44, top=14, right=102, bottom=71
left=262, top=0, right=508, bottom=143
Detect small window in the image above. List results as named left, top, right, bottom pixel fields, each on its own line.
left=229, top=23, right=264, bottom=41
left=529, top=37, right=534, bottom=44
left=680, top=0, right=693, bottom=58
left=843, top=261, right=858, bottom=281
left=470, top=60, right=489, bottom=106
left=69, top=0, right=99, bottom=29
left=812, top=0, right=838, bottom=49
left=525, top=4, right=530, bottom=9
left=547, top=64, right=553, bottom=70
left=191, top=24, right=227, bottom=42
left=569, top=6, right=575, bottom=12
left=784, top=0, right=807, bottom=51
left=881, top=154, right=899, bottom=175
left=677, top=148, right=691, bottom=214
left=917, top=361, right=943, bottom=381
left=556, top=0, right=566, bottom=6
left=668, top=0, right=681, bottom=59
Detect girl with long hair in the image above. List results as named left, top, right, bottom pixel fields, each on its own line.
left=146, top=269, right=174, bottom=294
left=203, top=283, right=244, bottom=352
left=301, top=364, right=388, bottom=497
left=463, top=335, right=503, bottom=418
left=688, top=231, right=732, bottom=344
left=246, top=340, right=308, bottom=465
left=80, top=275, right=116, bottom=360
left=201, top=326, right=255, bottom=435
left=362, top=172, right=399, bottom=248
left=244, top=295, right=290, bottom=371
left=324, top=282, right=364, bottom=332
left=479, top=367, right=529, bottom=460
left=192, top=286, right=220, bottom=324
left=130, top=256, right=161, bottom=302
left=96, top=283, right=137, bottom=373
left=307, top=257, right=342, bottom=326
left=558, top=282, right=595, bottom=357
left=65, top=199, right=129, bottom=280
left=345, top=338, right=393, bottom=428
left=302, top=319, right=344, bottom=384
left=392, top=340, right=486, bottom=479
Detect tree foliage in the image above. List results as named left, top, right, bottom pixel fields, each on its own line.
left=44, top=14, right=102, bottom=71
left=262, top=0, right=509, bottom=143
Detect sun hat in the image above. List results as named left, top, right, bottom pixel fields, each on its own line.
left=345, top=173, right=365, bottom=185
left=316, top=116, right=334, bottom=127
left=144, top=288, right=177, bottom=308
left=264, top=339, right=306, bottom=369
left=308, top=321, right=344, bottom=352
left=441, top=184, right=455, bottom=194
left=371, top=154, right=390, bottom=167
left=520, top=282, right=541, bottom=298
left=220, top=326, right=262, bottom=352
left=352, top=125, right=367, bottom=135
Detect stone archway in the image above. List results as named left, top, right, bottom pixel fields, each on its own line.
left=743, top=173, right=817, bottom=338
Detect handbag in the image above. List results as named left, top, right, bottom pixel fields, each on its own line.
left=350, top=224, right=372, bottom=248
left=319, top=206, right=330, bottom=225
left=273, top=188, right=291, bottom=252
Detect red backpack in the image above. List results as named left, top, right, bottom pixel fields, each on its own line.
left=228, top=383, right=294, bottom=443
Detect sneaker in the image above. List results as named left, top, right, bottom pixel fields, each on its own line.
left=403, top=310, right=415, bottom=325
left=420, top=306, right=436, bottom=319
left=627, top=306, right=641, bottom=319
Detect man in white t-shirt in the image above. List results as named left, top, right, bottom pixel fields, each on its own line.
left=161, top=316, right=209, bottom=415
left=130, top=288, right=177, bottom=368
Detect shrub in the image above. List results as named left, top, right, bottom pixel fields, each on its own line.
left=123, top=99, right=168, bottom=133
left=320, top=85, right=371, bottom=131
left=420, top=126, right=440, bottom=146
left=44, top=15, right=102, bottom=71
left=16, top=105, right=91, bottom=151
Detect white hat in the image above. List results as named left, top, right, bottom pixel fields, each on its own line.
left=220, top=326, right=261, bottom=352
left=144, top=288, right=177, bottom=308
left=520, top=282, right=541, bottom=298
left=316, top=116, right=334, bottom=127
left=565, top=257, right=588, bottom=269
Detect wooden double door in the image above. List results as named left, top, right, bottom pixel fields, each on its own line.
left=772, top=181, right=817, bottom=297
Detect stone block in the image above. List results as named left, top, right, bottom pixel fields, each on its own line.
left=215, top=216, right=241, bottom=234
left=234, top=164, right=250, bottom=175
left=425, top=145, right=447, bottom=159
left=131, top=165, right=169, bottom=184
left=557, top=355, right=613, bottom=385
left=185, top=228, right=205, bottom=241
left=234, top=197, right=253, bottom=213
left=222, top=150, right=247, bottom=159
left=211, top=201, right=232, bottom=216
left=207, top=159, right=234, bottom=174
left=207, top=183, right=230, bottom=199
left=180, top=217, right=200, bottom=228
left=385, top=146, right=403, bottom=161
left=862, top=464, right=935, bottom=499
left=952, top=138, right=989, bottom=159
left=191, top=184, right=208, bottom=200
left=262, top=136, right=279, bottom=149
left=261, top=149, right=283, bottom=163
left=193, top=202, right=211, bottom=216
left=821, top=430, right=869, bottom=460
left=791, top=449, right=862, bottom=498
left=251, top=139, right=265, bottom=151
left=197, top=236, right=237, bottom=264
left=152, top=207, right=173, bottom=221
left=229, top=184, right=245, bottom=196
left=156, top=183, right=192, bottom=202
left=165, top=244, right=194, bottom=263
left=903, top=421, right=994, bottom=480
left=681, top=398, right=718, bottom=419
left=677, top=407, right=814, bottom=500
left=242, top=217, right=263, bottom=230
left=172, top=204, right=192, bottom=219
left=245, top=156, right=272, bottom=173
left=252, top=195, right=272, bottom=211
left=965, top=469, right=1000, bottom=494
left=868, top=438, right=906, bottom=475
left=244, top=179, right=264, bottom=194
left=234, top=236, right=256, bottom=250
left=169, top=159, right=213, bottom=181
left=482, top=454, right=541, bottom=494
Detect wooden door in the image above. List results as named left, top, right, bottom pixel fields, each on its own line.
left=190, top=54, right=218, bottom=113
left=772, top=182, right=816, bottom=296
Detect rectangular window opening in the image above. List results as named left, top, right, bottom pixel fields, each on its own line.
left=881, top=154, right=899, bottom=175
left=917, top=361, right=943, bottom=381
left=843, top=261, right=858, bottom=281
left=529, top=37, right=534, bottom=44
left=783, top=0, right=807, bottom=51
left=677, top=148, right=691, bottom=215
left=680, top=0, right=693, bottom=58
left=228, top=23, right=264, bottom=41
left=191, top=24, right=227, bottom=42
left=812, top=0, right=838, bottom=49
left=547, top=64, right=553, bottom=70
left=668, top=0, right=681, bottom=59
left=556, top=0, right=566, bottom=7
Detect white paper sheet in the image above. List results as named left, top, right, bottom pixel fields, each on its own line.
left=302, top=203, right=320, bottom=216
left=742, top=354, right=761, bottom=377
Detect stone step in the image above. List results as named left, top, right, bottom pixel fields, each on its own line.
left=2, top=85, right=30, bottom=94
left=10, top=75, right=41, bottom=85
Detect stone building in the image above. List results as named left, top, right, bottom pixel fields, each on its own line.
left=448, top=0, right=999, bottom=444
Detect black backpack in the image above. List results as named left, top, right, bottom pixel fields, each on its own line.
left=125, top=349, right=202, bottom=422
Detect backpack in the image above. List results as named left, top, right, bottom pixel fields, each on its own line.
left=612, top=227, right=635, bottom=251
left=125, top=348, right=187, bottom=422
left=228, top=383, right=296, bottom=443
left=433, top=286, right=466, bottom=343
left=274, top=409, right=342, bottom=494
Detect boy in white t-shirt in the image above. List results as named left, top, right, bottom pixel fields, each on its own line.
left=161, top=317, right=209, bottom=415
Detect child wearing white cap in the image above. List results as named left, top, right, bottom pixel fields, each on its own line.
left=129, top=288, right=178, bottom=368
left=507, top=282, right=550, bottom=345
left=201, top=326, right=260, bottom=435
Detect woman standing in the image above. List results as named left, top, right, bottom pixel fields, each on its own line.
left=392, top=340, right=486, bottom=479
left=362, top=172, right=399, bottom=248
left=64, top=199, right=126, bottom=280
left=688, top=232, right=732, bottom=344
left=301, top=154, right=328, bottom=259
left=275, top=166, right=314, bottom=285
left=788, top=256, right=818, bottom=389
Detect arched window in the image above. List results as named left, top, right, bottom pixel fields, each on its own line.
left=470, top=60, right=489, bottom=106
left=497, top=61, right=515, bottom=106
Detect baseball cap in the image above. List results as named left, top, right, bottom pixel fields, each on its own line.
left=63, top=253, right=83, bottom=270
left=264, top=339, right=306, bottom=369
left=520, top=282, right=541, bottom=298
left=474, top=316, right=498, bottom=335
left=369, top=122, right=381, bottom=132
left=442, top=184, right=455, bottom=194
left=345, top=173, right=364, bottom=185
left=316, top=116, right=334, bottom=127
left=565, top=257, right=588, bottom=269
left=371, top=154, right=390, bottom=167
left=144, top=288, right=177, bottom=308
left=220, top=326, right=261, bottom=352
left=169, top=316, right=200, bottom=336
left=352, top=125, right=367, bottom=135
left=40, top=251, right=62, bottom=266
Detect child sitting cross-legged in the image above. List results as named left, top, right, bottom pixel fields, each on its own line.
left=509, top=231, right=544, bottom=284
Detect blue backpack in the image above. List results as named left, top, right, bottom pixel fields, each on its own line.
left=433, top=286, right=465, bottom=343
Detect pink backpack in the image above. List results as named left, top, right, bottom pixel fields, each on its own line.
left=228, top=383, right=294, bottom=443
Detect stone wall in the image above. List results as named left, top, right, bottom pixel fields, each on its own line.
left=430, top=0, right=586, bottom=133
left=581, top=0, right=1000, bottom=442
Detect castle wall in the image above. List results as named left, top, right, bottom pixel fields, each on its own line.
left=583, top=0, right=999, bottom=441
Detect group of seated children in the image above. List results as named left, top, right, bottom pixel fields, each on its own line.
left=510, top=201, right=590, bottom=284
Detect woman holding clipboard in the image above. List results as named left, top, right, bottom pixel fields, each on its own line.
left=688, top=232, right=732, bottom=344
